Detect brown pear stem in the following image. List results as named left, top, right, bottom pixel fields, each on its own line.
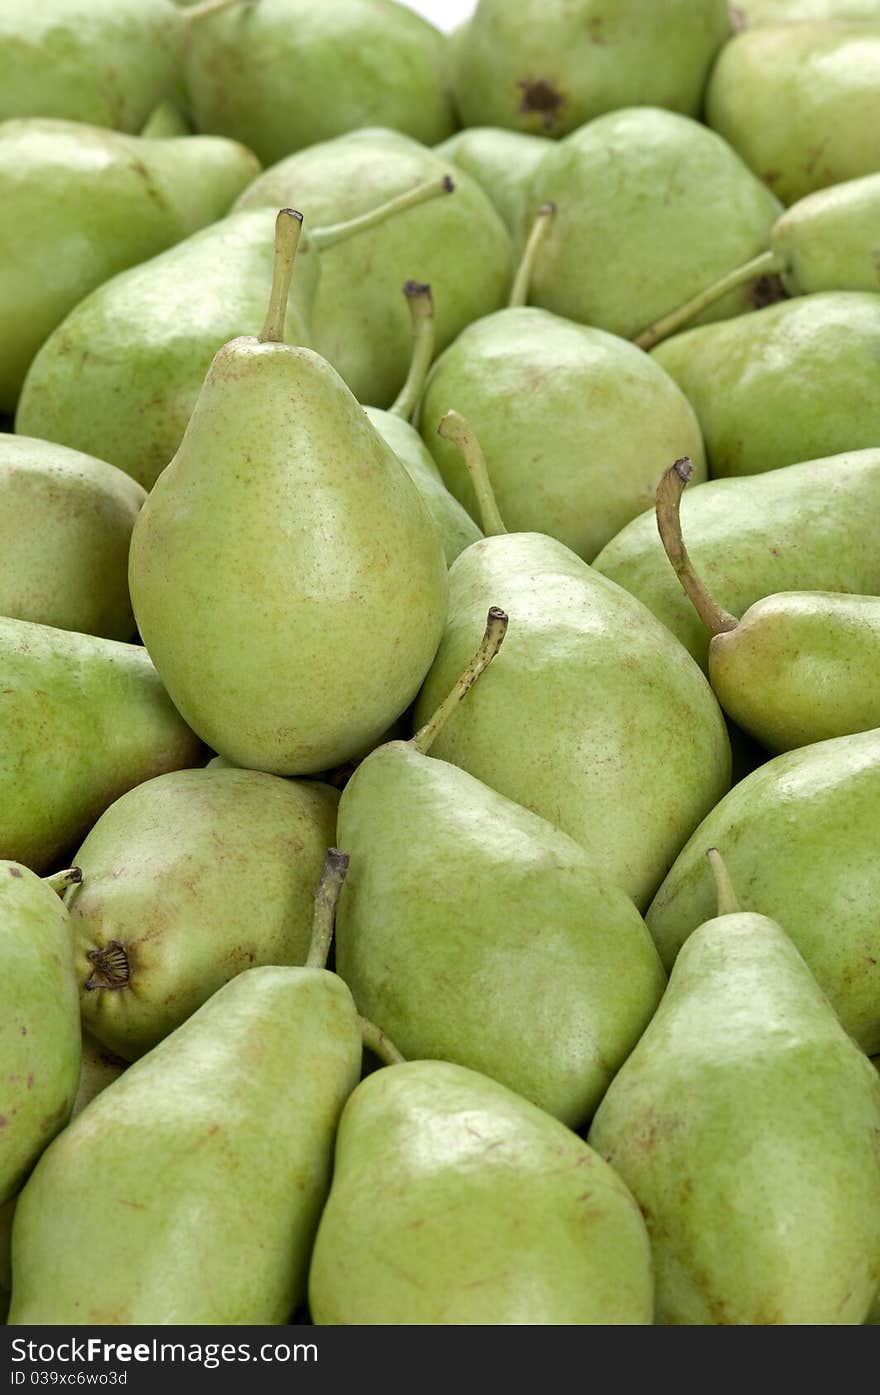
left=410, top=607, right=508, bottom=756
left=437, top=410, right=508, bottom=536
left=389, top=282, right=436, bottom=422
left=655, top=459, right=739, bottom=636
left=258, top=209, right=303, bottom=344
left=708, top=848, right=740, bottom=917
left=633, top=249, right=784, bottom=350
left=85, top=941, right=130, bottom=991
left=311, top=175, right=454, bottom=253
left=181, top=0, right=242, bottom=24
left=306, top=849, right=350, bottom=971
left=44, top=867, right=82, bottom=896
left=508, top=201, right=556, bottom=308
left=360, top=1017, right=406, bottom=1067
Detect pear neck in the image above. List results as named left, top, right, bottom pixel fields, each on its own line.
left=258, top=208, right=304, bottom=345
left=410, top=607, right=508, bottom=756
left=437, top=410, right=508, bottom=536
left=655, top=459, right=739, bottom=637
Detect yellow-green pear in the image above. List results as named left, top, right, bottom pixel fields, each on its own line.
left=737, top=2, right=880, bottom=20
left=434, top=127, right=552, bottom=249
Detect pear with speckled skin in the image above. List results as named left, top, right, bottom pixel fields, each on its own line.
left=591, top=852, right=880, bottom=1325
left=655, top=458, right=880, bottom=751
left=129, top=211, right=447, bottom=775
left=309, top=1060, right=654, bottom=1325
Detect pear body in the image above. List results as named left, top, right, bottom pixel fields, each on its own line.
left=364, top=408, right=482, bottom=566
left=0, top=436, right=145, bottom=638
left=707, top=23, right=880, bottom=204
left=593, top=449, right=880, bottom=668
left=525, top=107, right=782, bottom=339
left=739, top=1, right=880, bottom=20
left=0, top=119, right=260, bottom=411
left=68, top=767, right=339, bottom=1059
left=652, top=293, right=880, bottom=477
left=17, top=209, right=315, bottom=491
left=772, top=172, right=880, bottom=294
left=309, top=1060, right=653, bottom=1325
left=71, top=1032, right=126, bottom=1119
left=0, top=864, right=80, bottom=1204
left=0, top=618, right=202, bottom=873
left=419, top=307, right=706, bottom=562
left=129, top=342, right=447, bottom=776
left=9, top=966, right=362, bottom=1324
left=0, top=0, right=183, bottom=133
left=590, top=910, right=880, bottom=1324
left=336, top=743, right=665, bottom=1127
left=710, top=592, right=880, bottom=752
left=433, top=127, right=551, bottom=249
left=184, top=0, right=455, bottom=167
left=450, top=0, right=730, bottom=136
left=648, top=729, right=880, bottom=1051
left=236, top=129, right=513, bottom=407
left=412, top=534, right=730, bottom=910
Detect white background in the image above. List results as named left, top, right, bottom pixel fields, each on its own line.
left=399, top=0, right=476, bottom=33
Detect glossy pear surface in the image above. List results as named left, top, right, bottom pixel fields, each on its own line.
left=9, top=966, right=361, bottom=1325
left=69, top=766, right=339, bottom=1059
left=309, top=1060, right=653, bottom=1324
left=648, top=729, right=880, bottom=1051
left=0, top=618, right=202, bottom=872
left=433, top=127, right=551, bottom=249
left=336, top=743, right=665, bottom=1126
left=412, top=533, right=730, bottom=910
left=772, top=173, right=880, bottom=294
left=420, top=307, right=705, bottom=562
left=129, top=342, right=447, bottom=775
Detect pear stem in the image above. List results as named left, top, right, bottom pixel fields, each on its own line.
left=437, top=410, right=508, bottom=537
left=181, top=0, right=243, bottom=24
left=410, top=607, right=509, bottom=756
left=311, top=175, right=454, bottom=253
left=708, top=848, right=740, bottom=917
left=44, top=867, right=82, bottom=896
left=306, top=849, right=350, bottom=971
left=655, top=459, right=739, bottom=637
left=360, top=1017, right=406, bottom=1067
left=508, top=202, right=556, bottom=308
left=389, top=282, right=436, bottom=422
left=258, top=209, right=304, bottom=345
left=633, top=249, right=784, bottom=350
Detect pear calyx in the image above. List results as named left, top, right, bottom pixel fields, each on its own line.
left=410, top=606, right=509, bottom=756
left=438, top=410, right=508, bottom=537
left=707, top=848, right=741, bottom=917
left=43, top=867, right=83, bottom=896
left=389, top=282, right=436, bottom=423
left=655, top=458, right=739, bottom=638
left=85, top=940, right=130, bottom=992
left=258, top=208, right=304, bottom=345
left=305, top=848, right=350, bottom=971
left=509, top=201, right=557, bottom=308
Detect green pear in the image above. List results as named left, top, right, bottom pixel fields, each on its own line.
left=0, top=436, right=145, bottom=639
left=364, top=282, right=482, bottom=566
left=0, top=617, right=202, bottom=872
left=0, top=1197, right=13, bottom=1319
left=593, top=449, right=880, bottom=669
left=184, top=0, right=455, bottom=168
left=235, top=128, right=513, bottom=407
left=0, top=864, right=81, bottom=1205
left=651, top=293, right=880, bottom=477
left=129, top=212, right=447, bottom=776
left=434, top=127, right=552, bottom=249
left=654, top=457, right=880, bottom=750
left=522, top=107, right=782, bottom=339
left=419, top=304, right=706, bottom=563
left=0, top=118, right=260, bottom=412
left=449, top=0, right=730, bottom=136
left=71, top=1031, right=126, bottom=1118
left=309, top=1059, right=653, bottom=1324
left=17, top=176, right=452, bottom=491
left=706, top=23, right=880, bottom=205
left=139, top=99, right=192, bottom=140
left=591, top=852, right=880, bottom=1324
left=647, top=729, right=880, bottom=1052
left=736, top=0, right=880, bottom=19
left=411, top=415, right=730, bottom=910
left=68, top=764, right=339, bottom=1059
left=336, top=609, right=666, bottom=1127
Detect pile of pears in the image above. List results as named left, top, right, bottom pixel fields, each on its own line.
left=1, top=0, right=880, bottom=1330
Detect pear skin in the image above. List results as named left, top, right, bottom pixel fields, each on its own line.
left=738, top=1, right=880, bottom=20
left=773, top=172, right=880, bottom=293
left=434, top=127, right=552, bottom=249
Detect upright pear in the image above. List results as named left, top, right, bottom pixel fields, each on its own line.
left=309, top=1060, right=654, bottom=1325
left=0, top=618, right=202, bottom=872
left=129, top=212, right=447, bottom=775
left=591, top=853, right=880, bottom=1324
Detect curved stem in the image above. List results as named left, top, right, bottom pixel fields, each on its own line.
left=508, top=201, right=556, bottom=308
left=410, top=607, right=508, bottom=756
left=311, top=175, right=454, bottom=253
left=181, top=0, right=242, bottom=24
left=437, top=410, right=507, bottom=536
left=360, top=1017, right=405, bottom=1067
left=708, top=848, right=740, bottom=917
left=634, top=249, right=784, bottom=350
left=389, top=282, right=436, bottom=422
left=306, top=849, right=350, bottom=971
left=259, top=209, right=303, bottom=344
left=44, top=867, right=82, bottom=896
left=655, top=459, right=739, bottom=637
